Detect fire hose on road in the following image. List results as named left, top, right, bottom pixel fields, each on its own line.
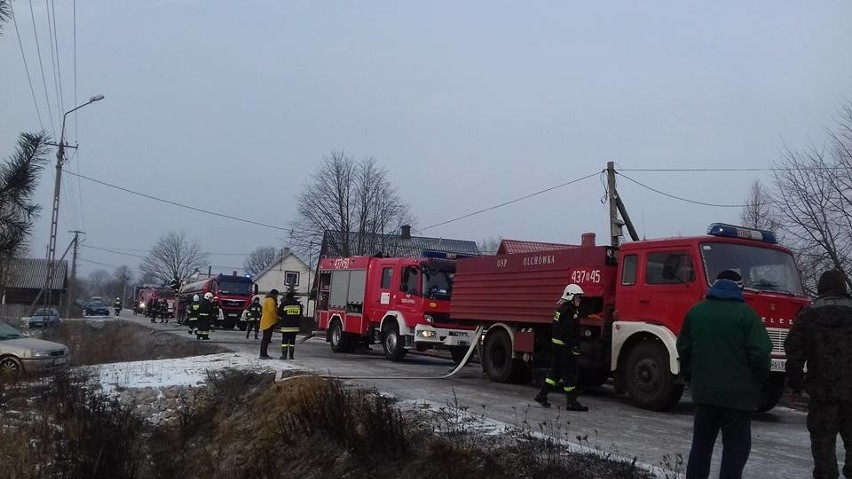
left=278, top=326, right=483, bottom=382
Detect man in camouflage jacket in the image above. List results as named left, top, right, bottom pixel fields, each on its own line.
left=786, top=269, right=852, bottom=479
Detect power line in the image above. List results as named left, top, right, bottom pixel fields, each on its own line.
left=419, top=172, right=599, bottom=232
left=9, top=1, right=45, bottom=130
left=27, top=0, right=55, bottom=136
left=616, top=172, right=747, bottom=208
left=82, top=244, right=145, bottom=258
left=617, top=166, right=852, bottom=172
left=64, top=170, right=289, bottom=231
left=44, top=0, right=63, bottom=117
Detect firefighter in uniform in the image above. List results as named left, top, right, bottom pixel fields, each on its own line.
left=245, top=296, right=262, bottom=340
left=159, top=298, right=170, bottom=323
left=196, top=292, right=215, bottom=340
left=148, top=298, right=158, bottom=323
left=112, top=297, right=122, bottom=317
left=534, top=284, right=589, bottom=412
left=786, top=269, right=852, bottom=479
left=186, top=295, right=201, bottom=335
left=278, top=290, right=303, bottom=359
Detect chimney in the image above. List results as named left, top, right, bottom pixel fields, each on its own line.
left=401, top=225, right=411, bottom=240
left=232, top=271, right=237, bottom=276
left=581, top=232, right=596, bottom=248
left=282, top=247, right=290, bottom=258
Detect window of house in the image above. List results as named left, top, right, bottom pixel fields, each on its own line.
left=645, top=252, right=695, bottom=285
left=285, top=271, right=299, bottom=286
left=380, top=267, right=393, bottom=289
left=622, top=254, right=638, bottom=285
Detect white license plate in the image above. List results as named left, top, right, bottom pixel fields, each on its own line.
left=53, top=357, right=67, bottom=366
left=770, top=358, right=786, bottom=372
left=227, top=313, right=238, bottom=318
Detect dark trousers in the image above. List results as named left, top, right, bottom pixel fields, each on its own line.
left=187, top=318, right=197, bottom=333
left=686, top=404, right=752, bottom=479
left=808, top=398, right=852, bottom=479
left=280, top=331, right=297, bottom=358
left=260, top=328, right=274, bottom=357
left=245, top=320, right=259, bottom=338
left=196, top=317, right=210, bottom=340
left=540, top=347, right=580, bottom=400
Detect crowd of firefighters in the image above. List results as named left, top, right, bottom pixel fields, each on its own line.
left=164, top=287, right=302, bottom=359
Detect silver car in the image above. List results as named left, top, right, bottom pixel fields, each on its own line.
left=0, top=323, right=70, bottom=377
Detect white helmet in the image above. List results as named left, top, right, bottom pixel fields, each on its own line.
left=193, top=294, right=200, bottom=302
left=560, top=284, right=584, bottom=301
left=204, top=292, right=214, bottom=300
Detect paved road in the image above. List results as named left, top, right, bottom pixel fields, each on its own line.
left=121, top=311, right=821, bottom=478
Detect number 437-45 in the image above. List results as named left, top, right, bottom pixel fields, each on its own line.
left=571, top=269, right=601, bottom=284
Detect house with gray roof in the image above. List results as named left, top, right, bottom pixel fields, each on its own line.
left=319, top=225, right=479, bottom=259
left=1, top=258, right=68, bottom=318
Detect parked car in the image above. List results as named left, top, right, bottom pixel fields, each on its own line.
left=21, top=308, right=61, bottom=328
left=83, top=301, right=110, bottom=317
left=0, top=323, right=69, bottom=377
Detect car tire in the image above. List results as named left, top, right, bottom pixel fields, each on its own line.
left=0, top=356, right=23, bottom=377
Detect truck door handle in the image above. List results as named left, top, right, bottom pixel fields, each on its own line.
left=639, top=299, right=650, bottom=304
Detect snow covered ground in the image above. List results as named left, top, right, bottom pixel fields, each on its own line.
left=92, top=353, right=300, bottom=394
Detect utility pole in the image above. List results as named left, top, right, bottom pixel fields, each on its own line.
left=44, top=95, right=104, bottom=309
left=65, top=230, right=84, bottom=318
left=606, top=161, right=640, bottom=248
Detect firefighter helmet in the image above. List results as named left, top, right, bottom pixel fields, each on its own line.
left=560, top=284, right=584, bottom=301
left=193, top=294, right=200, bottom=302
left=204, top=292, right=214, bottom=300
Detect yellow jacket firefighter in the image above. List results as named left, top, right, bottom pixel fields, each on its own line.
left=260, top=291, right=280, bottom=330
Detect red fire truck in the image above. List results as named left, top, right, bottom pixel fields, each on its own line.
left=451, top=224, right=810, bottom=412
left=315, top=255, right=476, bottom=362
left=178, top=273, right=257, bottom=329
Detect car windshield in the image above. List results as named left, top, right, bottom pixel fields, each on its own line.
left=421, top=261, right=455, bottom=300
left=88, top=302, right=108, bottom=308
left=0, top=323, right=24, bottom=340
left=700, top=242, right=805, bottom=296
left=218, top=280, right=251, bottom=295
left=34, top=309, right=57, bottom=316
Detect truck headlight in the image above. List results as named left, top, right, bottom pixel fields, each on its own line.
left=417, top=330, right=437, bottom=339
left=424, top=315, right=434, bottom=324
left=32, top=350, right=50, bottom=358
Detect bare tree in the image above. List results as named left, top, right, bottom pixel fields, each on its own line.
left=740, top=180, right=781, bottom=232
left=243, top=246, right=278, bottom=275
left=770, top=100, right=852, bottom=293
left=478, top=236, right=502, bottom=255
left=139, top=231, right=208, bottom=284
left=291, top=152, right=413, bottom=257
left=88, top=270, right=111, bottom=298
left=0, top=0, right=9, bottom=34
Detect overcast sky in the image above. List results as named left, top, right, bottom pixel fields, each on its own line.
left=2, top=1, right=851, bottom=279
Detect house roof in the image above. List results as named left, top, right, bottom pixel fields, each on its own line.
left=497, top=239, right=578, bottom=255
left=254, top=249, right=310, bottom=279
left=321, top=231, right=480, bottom=258
left=3, top=258, right=68, bottom=290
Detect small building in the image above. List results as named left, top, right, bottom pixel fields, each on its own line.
left=0, top=258, right=68, bottom=320
left=253, top=248, right=314, bottom=317
left=319, top=225, right=480, bottom=259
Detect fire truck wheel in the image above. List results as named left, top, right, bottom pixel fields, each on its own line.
left=756, top=373, right=785, bottom=413
left=381, top=322, right=407, bottom=362
left=329, top=319, right=355, bottom=353
left=482, top=329, right=527, bottom=383
left=625, top=340, right=683, bottom=411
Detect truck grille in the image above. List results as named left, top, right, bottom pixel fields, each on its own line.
left=766, top=328, right=788, bottom=355
left=50, top=350, right=66, bottom=357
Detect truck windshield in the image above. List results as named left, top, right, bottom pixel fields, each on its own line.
left=700, top=242, right=804, bottom=296
left=421, top=262, right=454, bottom=300
left=219, top=280, right=251, bottom=295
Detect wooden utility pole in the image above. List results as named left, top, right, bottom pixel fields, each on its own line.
left=606, top=161, right=640, bottom=248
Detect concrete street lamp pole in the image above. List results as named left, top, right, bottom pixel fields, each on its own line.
left=45, top=95, right=105, bottom=308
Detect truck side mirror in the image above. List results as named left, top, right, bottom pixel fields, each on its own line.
left=253, top=284, right=259, bottom=295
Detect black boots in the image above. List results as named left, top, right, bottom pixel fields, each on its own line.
left=565, top=390, right=589, bottom=412
left=534, top=385, right=551, bottom=408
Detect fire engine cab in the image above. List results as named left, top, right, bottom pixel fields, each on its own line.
left=315, top=254, right=475, bottom=362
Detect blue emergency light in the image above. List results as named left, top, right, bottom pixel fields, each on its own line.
left=706, top=223, right=777, bottom=244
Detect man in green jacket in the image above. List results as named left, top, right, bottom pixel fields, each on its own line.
left=677, top=269, right=772, bottom=479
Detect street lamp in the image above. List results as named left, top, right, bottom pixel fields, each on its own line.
left=44, top=94, right=105, bottom=308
